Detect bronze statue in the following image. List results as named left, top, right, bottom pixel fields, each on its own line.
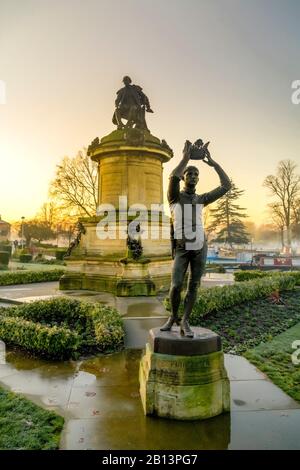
left=161, top=140, right=231, bottom=337
left=112, top=76, right=153, bottom=131
left=127, top=222, right=143, bottom=260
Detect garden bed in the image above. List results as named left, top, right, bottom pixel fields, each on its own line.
left=165, top=273, right=296, bottom=321
left=199, top=289, right=300, bottom=355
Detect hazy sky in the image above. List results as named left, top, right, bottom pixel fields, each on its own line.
left=1, top=0, right=300, bottom=223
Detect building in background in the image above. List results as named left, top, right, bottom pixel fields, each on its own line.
left=0, top=216, right=11, bottom=242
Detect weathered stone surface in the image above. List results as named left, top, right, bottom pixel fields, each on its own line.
left=60, top=130, right=173, bottom=296
left=140, top=342, right=230, bottom=420
left=149, top=326, right=221, bottom=356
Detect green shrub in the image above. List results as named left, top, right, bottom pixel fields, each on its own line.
left=0, top=297, right=124, bottom=358
left=0, top=251, right=9, bottom=266
left=92, top=305, right=125, bottom=352
left=217, top=265, right=226, bottom=273
left=189, top=275, right=295, bottom=324
left=19, top=253, right=33, bottom=263
left=0, top=315, right=80, bottom=359
left=0, top=269, right=65, bottom=285
left=234, top=270, right=300, bottom=285
left=234, top=270, right=268, bottom=282
left=165, top=274, right=296, bottom=323
left=0, top=244, right=12, bottom=256
left=55, top=250, right=67, bottom=260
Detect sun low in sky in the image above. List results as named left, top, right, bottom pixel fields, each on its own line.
left=0, top=0, right=300, bottom=223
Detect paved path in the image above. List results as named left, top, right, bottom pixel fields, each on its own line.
left=0, top=282, right=61, bottom=302
left=0, top=349, right=299, bottom=450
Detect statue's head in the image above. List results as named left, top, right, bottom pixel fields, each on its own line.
left=183, top=166, right=199, bottom=187
left=123, top=76, right=132, bottom=86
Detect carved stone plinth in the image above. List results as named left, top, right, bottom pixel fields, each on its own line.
left=60, top=129, right=173, bottom=296
left=139, top=327, right=230, bottom=420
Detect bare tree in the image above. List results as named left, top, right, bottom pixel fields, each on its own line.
left=292, top=198, right=300, bottom=239
left=263, top=160, right=300, bottom=248
left=49, top=148, right=98, bottom=218
left=37, top=202, right=60, bottom=228
left=268, top=202, right=285, bottom=249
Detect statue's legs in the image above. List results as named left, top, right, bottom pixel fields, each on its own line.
left=114, top=109, right=124, bottom=130
left=181, top=242, right=208, bottom=337
left=160, top=247, right=189, bottom=331
left=135, top=108, right=149, bottom=131
left=124, top=105, right=138, bottom=128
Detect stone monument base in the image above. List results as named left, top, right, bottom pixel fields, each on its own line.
left=139, top=327, right=230, bottom=420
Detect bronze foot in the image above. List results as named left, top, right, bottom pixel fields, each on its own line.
left=160, top=316, right=179, bottom=332
left=180, top=319, right=194, bottom=338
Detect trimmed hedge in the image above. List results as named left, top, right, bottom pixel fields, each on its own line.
left=234, top=270, right=300, bottom=285
left=0, top=269, right=65, bottom=286
left=0, top=251, right=9, bottom=266
left=55, top=250, right=67, bottom=261
left=93, top=305, right=125, bottom=351
left=189, top=274, right=296, bottom=324
left=0, top=244, right=12, bottom=256
left=0, top=316, right=79, bottom=358
left=0, top=297, right=124, bottom=358
left=165, top=274, right=296, bottom=324
left=19, top=254, right=33, bottom=263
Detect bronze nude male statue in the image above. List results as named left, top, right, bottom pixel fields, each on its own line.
left=161, top=140, right=231, bottom=337
left=112, top=76, right=153, bottom=131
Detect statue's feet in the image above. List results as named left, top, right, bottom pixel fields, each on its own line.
left=180, top=320, right=194, bottom=338
left=160, top=316, right=179, bottom=332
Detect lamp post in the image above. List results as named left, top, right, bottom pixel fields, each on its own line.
left=21, top=216, right=25, bottom=249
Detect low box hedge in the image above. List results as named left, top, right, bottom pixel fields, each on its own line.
left=189, top=274, right=296, bottom=324
left=234, top=270, right=300, bottom=285
left=165, top=274, right=296, bottom=324
left=0, top=269, right=65, bottom=286
left=55, top=250, right=67, bottom=261
left=0, top=244, right=12, bottom=256
left=0, top=251, right=10, bottom=266
left=0, top=315, right=79, bottom=359
left=0, top=297, right=124, bottom=358
left=19, top=254, right=33, bottom=263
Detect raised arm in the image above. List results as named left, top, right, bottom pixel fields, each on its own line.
left=171, top=140, right=192, bottom=178
left=199, top=151, right=231, bottom=206
left=168, top=140, right=192, bottom=204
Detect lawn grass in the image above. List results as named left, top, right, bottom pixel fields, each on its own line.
left=5, top=261, right=66, bottom=272
left=244, top=323, right=300, bottom=402
left=0, top=387, right=64, bottom=449
left=200, top=289, right=300, bottom=354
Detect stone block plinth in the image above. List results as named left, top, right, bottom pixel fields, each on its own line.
left=139, top=327, right=230, bottom=420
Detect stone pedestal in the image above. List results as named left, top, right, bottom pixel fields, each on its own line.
left=60, top=129, right=173, bottom=296
left=139, top=327, right=230, bottom=420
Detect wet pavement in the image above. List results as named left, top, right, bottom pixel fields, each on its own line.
left=0, top=282, right=61, bottom=302
left=1, top=277, right=300, bottom=449
left=0, top=349, right=299, bottom=450
left=0, top=272, right=234, bottom=302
